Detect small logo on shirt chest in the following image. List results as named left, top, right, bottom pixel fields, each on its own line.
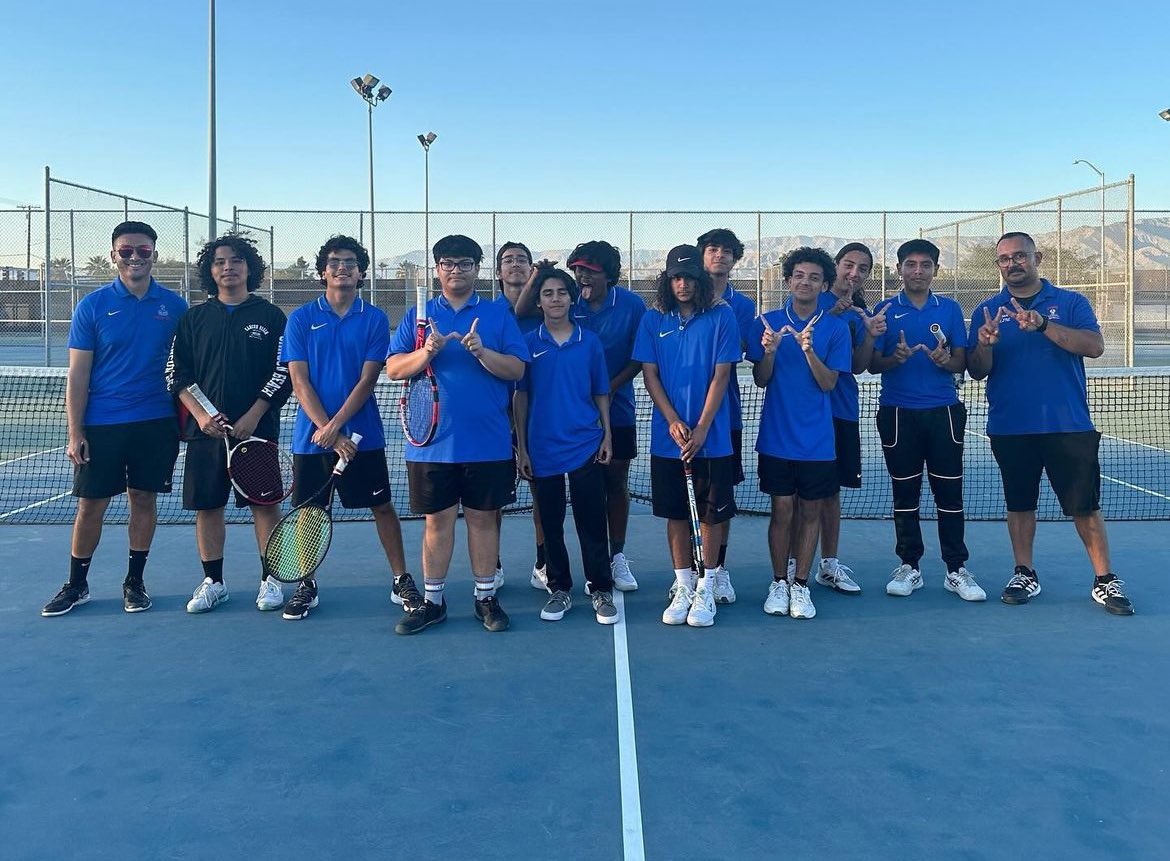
left=244, top=323, right=270, bottom=340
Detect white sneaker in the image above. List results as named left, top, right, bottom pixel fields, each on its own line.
left=687, top=580, right=717, bottom=627
left=713, top=566, right=736, bottom=604
left=611, top=553, right=638, bottom=592
left=944, top=567, right=987, bottom=602
left=662, top=582, right=694, bottom=625
left=186, top=577, right=228, bottom=613
left=789, top=581, right=816, bottom=619
left=816, top=558, right=861, bottom=594
left=764, top=579, right=790, bottom=616
left=256, top=577, right=284, bottom=611
left=886, top=564, right=923, bottom=596
left=530, top=565, right=549, bottom=592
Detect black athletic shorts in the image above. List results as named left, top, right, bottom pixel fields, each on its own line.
left=833, top=418, right=862, bottom=489
left=292, top=450, right=393, bottom=509
left=758, top=453, right=839, bottom=501
left=990, top=431, right=1102, bottom=517
left=650, top=455, right=736, bottom=524
left=73, top=417, right=179, bottom=499
left=611, top=425, right=637, bottom=462
left=407, top=459, right=516, bottom=514
left=182, top=436, right=250, bottom=510
left=731, top=427, right=745, bottom=485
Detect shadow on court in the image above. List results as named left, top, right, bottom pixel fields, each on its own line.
left=2, top=512, right=1166, bottom=860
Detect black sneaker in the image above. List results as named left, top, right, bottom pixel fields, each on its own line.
left=1001, top=566, right=1041, bottom=605
left=394, top=599, right=447, bottom=635
left=123, top=579, right=152, bottom=613
left=474, top=595, right=510, bottom=632
left=391, top=573, right=424, bottom=610
left=282, top=579, right=319, bottom=620
left=1091, top=575, right=1134, bottom=616
left=41, top=582, right=90, bottom=617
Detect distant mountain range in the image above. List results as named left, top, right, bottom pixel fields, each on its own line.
left=277, top=216, right=1170, bottom=272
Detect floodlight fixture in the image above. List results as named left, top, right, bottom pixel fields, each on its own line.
left=1159, top=108, right=1170, bottom=122
left=376, top=85, right=392, bottom=102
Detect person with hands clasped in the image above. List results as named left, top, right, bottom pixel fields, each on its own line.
left=632, top=244, right=740, bottom=628
left=748, top=247, right=852, bottom=620
left=869, top=239, right=985, bottom=603
left=514, top=266, right=617, bottom=624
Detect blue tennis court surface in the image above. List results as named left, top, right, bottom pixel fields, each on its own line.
left=3, top=511, right=1166, bottom=860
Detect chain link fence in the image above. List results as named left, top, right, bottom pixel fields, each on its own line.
left=0, top=207, right=45, bottom=364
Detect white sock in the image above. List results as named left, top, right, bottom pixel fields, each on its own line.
left=674, top=568, right=695, bottom=589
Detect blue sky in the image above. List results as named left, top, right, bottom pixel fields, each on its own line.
left=3, top=0, right=1168, bottom=215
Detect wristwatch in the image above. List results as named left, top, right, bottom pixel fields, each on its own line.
left=1035, top=312, right=1048, bottom=333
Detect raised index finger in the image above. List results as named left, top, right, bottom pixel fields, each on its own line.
left=469, top=317, right=479, bottom=335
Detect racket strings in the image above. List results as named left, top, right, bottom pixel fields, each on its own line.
left=229, top=442, right=294, bottom=502
left=265, top=506, right=331, bottom=582
left=405, top=378, right=437, bottom=441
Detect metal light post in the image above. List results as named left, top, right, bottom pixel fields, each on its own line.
left=1073, top=159, right=1106, bottom=300
left=208, top=0, right=217, bottom=239
left=351, top=74, right=392, bottom=300
left=417, top=132, right=437, bottom=293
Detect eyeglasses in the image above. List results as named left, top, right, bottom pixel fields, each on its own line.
left=115, top=246, right=154, bottom=260
left=325, top=258, right=360, bottom=270
left=995, top=251, right=1033, bottom=266
left=499, top=255, right=530, bottom=266
left=437, top=259, right=477, bottom=273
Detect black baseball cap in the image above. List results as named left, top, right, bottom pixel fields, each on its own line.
left=666, top=244, right=702, bottom=279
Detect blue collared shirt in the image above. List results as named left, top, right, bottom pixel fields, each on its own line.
left=632, top=303, right=740, bottom=459
left=282, top=295, right=389, bottom=454
left=968, top=280, right=1098, bottom=434
left=493, top=293, right=541, bottom=335
left=872, top=290, right=965, bottom=408
left=389, top=292, right=530, bottom=463
left=68, top=277, right=187, bottom=425
left=722, top=283, right=758, bottom=431
left=571, top=286, right=646, bottom=428
left=517, top=324, right=609, bottom=477
left=816, top=291, right=869, bottom=421
left=747, top=301, right=852, bottom=461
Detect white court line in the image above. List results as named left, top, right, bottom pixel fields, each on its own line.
left=612, top=591, right=645, bottom=861
left=0, top=491, right=72, bottom=521
left=0, top=446, right=66, bottom=468
left=1101, top=432, right=1170, bottom=454
left=968, top=428, right=1169, bottom=501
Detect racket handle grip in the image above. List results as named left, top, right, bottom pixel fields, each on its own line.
left=333, top=432, right=363, bottom=476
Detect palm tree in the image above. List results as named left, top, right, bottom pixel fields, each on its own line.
left=84, top=255, right=113, bottom=278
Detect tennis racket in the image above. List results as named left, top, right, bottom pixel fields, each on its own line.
left=683, top=461, right=706, bottom=575
left=185, top=383, right=293, bottom=505
left=262, top=432, right=363, bottom=583
left=400, top=282, right=439, bottom=446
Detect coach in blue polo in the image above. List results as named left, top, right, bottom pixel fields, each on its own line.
left=870, top=239, right=985, bottom=603
left=42, top=221, right=187, bottom=618
left=387, top=234, right=529, bottom=635
left=967, top=231, right=1133, bottom=615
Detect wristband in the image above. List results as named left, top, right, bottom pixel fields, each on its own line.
left=1035, top=313, right=1048, bottom=333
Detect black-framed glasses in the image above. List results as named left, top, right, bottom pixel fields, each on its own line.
left=325, top=258, right=360, bottom=270
left=996, top=251, right=1033, bottom=266
left=115, top=246, right=154, bottom=260
left=499, top=255, right=530, bottom=266
left=437, top=259, right=476, bottom=273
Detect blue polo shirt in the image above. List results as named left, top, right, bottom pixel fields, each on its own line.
left=571, top=286, right=646, bottom=429
left=516, top=324, right=609, bottom=477
left=389, top=292, right=530, bottom=463
left=968, top=280, right=1098, bottom=435
left=721, top=284, right=757, bottom=431
left=873, top=290, right=965, bottom=408
left=747, top=302, right=852, bottom=461
left=493, top=292, right=541, bottom=335
left=282, top=295, right=388, bottom=454
left=68, top=277, right=187, bottom=426
left=632, top=303, right=740, bottom=459
left=816, top=292, right=870, bottom=421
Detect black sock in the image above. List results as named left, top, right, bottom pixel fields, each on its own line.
left=202, top=558, right=224, bottom=584
left=717, top=544, right=728, bottom=567
left=259, top=555, right=268, bottom=581
left=496, top=557, right=502, bottom=570
left=127, top=549, right=149, bottom=583
left=1095, top=572, right=1115, bottom=583
left=610, top=540, right=625, bottom=557
left=535, top=543, right=546, bottom=567
left=69, top=556, right=92, bottom=587
left=795, top=576, right=809, bottom=586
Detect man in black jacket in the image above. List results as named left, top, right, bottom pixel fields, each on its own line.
left=166, top=234, right=293, bottom=613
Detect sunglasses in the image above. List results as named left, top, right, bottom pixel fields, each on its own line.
left=115, top=246, right=154, bottom=260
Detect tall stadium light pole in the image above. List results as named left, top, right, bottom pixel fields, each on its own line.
left=351, top=74, right=391, bottom=300
left=1073, top=159, right=1106, bottom=296
left=208, top=0, right=217, bottom=239
left=417, top=132, right=437, bottom=292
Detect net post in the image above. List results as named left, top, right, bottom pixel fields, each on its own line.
left=1126, top=175, right=1135, bottom=367
left=43, top=166, right=51, bottom=366
left=628, top=212, right=634, bottom=290
left=756, top=211, right=762, bottom=309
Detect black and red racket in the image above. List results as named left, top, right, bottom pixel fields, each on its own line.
left=400, top=282, right=439, bottom=446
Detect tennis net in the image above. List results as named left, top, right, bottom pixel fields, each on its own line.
left=2, top=366, right=1168, bottom=524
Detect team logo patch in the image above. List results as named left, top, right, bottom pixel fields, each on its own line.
left=244, top=323, right=270, bottom=340
left=1045, top=307, right=1059, bottom=321
left=156, top=304, right=170, bottom=319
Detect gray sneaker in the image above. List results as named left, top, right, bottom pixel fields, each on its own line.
left=591, top=590, right=618, bottom=625
left=540, top=590, right=572, bottom=621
